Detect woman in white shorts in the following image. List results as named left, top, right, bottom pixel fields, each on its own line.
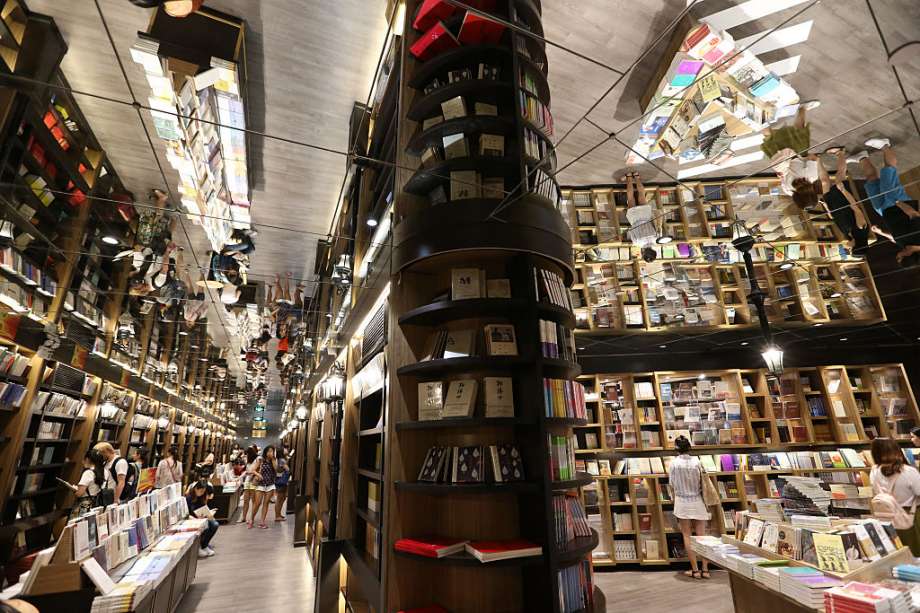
left=239, top=446, right=260, bottom=524
left=668, top=435, right=712, bottom=580
left=250, top=445, right=278, bottom=529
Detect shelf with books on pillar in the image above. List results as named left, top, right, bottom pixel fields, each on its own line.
left=379, top=1, right=599, bottom=611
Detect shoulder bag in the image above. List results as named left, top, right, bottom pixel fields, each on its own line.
left=699, top=465, right=720, bottom=507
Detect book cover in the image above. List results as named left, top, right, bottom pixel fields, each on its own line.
left=442, top=133, right=468, bottom=160
left=418, top=447, right=447, bottom=482
left=410, top=21, right=460, bottom=62
left=443, top=329, right=475, bottom=358
left=485, top=279, right=511, bottom=298
left=450, top=170, right=480, bottom=200
left=454, top=446, right=483, bottom=483
left=442, top=379, right=478, bottom=418
left=812, top=533, right=848, bottom=573
left=483, top=377, right=514, bottom=417
left=457, top=11, right=506, bottom=45
left=418, top=382, right=443, bottom=421
left=490, top=444, right=524, bottom=482
left=440, top=95, right=467, bottom=121
left=395, top=536, right=468, bottom=558
left=451, top=268, right=481, bottom=300
left=484, top=324, right=517, bottom=356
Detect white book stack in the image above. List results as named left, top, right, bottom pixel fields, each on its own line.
left=752, top=565, right=782, bottom=591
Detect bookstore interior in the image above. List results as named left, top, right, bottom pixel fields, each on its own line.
left=0, top=0, right=916, bottom=612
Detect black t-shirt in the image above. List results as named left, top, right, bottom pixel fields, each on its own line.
left=824, top=185, right=858, bottom=237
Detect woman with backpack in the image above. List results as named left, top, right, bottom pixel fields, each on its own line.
left=870, top=437, right=920, bottom=554
left=70, top=450, right=105, bottom=519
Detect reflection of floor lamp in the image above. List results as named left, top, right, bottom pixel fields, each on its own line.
left=731, top=221, right=784, bottom=378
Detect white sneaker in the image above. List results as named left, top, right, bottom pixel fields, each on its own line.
left=198, top=548, right=213, bottom=558
left=206, top=547, right=216, bottom=555
left=864, top=137, right=891, bottom=150
left=846, top=151, right=869, bottom=164
left=801, top=100, right=821, bottom=111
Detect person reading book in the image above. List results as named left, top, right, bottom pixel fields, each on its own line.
left=849, top=139, right=920, bottom=266
left=760, top=101, right=821, bottom=201
left=870, top=437, right=920, bottom=554
left=667, top=435, right=711, bottom=580
left=186, top=480, right=218, bottom=558
left=66, top=450, right=105, bottom=520
left=620, top=172, right=660, bottom=263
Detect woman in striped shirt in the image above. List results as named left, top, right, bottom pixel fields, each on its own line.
left=668, top=435, right=711, bottom=579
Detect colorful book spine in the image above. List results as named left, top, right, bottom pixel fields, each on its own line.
left=544, top=379, right=587, bottom=419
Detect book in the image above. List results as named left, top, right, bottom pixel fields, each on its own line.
left=483, top=324, right=517, bottom=356
left=465, top=539, right=542, bottom=562
left=450, top=170, right=480, bottom=200
left=418, top=382, right=443, bottom=421
left=452, top=445, right=484, bottom=483
left=443, top=329, right=475, bottom=358
left=413, top=0, right=457, bottom=31
left=418, top=447, right=449, bottom=482
left=474, top=102, right=498, bottom=116
left=395, top=537, right=468, bottom=558
left=441, top=95, right=467, bottom=121
left=442, top=133, right=468, bottom=159
left=489, top=444, right=524, bottom=482
left=457, top=11, right=506, bottom=45
left=479, top=134, right=504, bottom=157
left=486, top=278, right=511, bottom=298
left=451, top=268, right=482, bottom=300
left=483, top=377, right=514, bottom=418
left=409, top=21, right=460, bottom=61
left=812, top=533, right=849, bottom=573
left=442, top=379, right=478, bottom=418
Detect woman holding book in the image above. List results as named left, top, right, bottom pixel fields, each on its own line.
left=668, top=435, right=711, bottom=579
left=69, top=450, right=105, bottom=519
left=869, top=437, right=920, bottom=554
left=186, top=480, right=218, bottom=558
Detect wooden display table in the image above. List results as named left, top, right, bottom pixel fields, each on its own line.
left=695, top=535, right=913, bottom=613
left=211, top=486, right=241, bottom=524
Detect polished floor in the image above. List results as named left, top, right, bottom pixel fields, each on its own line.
left=172, top=511, right=731, bottom=613
left=175, top=511, right=315, bottom=613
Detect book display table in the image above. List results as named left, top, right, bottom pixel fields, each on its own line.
left=211, top=485, right=240, bottom=524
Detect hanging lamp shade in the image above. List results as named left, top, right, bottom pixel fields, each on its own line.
left=730, top=220, right=755, bottom=253
left=163, top=0, right=203, bottom=17
left=761, top=345, right=784, bottom=377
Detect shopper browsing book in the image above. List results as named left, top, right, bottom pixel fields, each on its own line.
left=667, top=435, right=712, bottom=580
left=65, top=450, right=106, bottom=520
left=760, top=101, right=821, bottom=200
left=810, top=148, right=873, bottom=254
left=156, top=445, right=183, bottom=489
left=94, top=442, right=137, bottom=503
left=869, top=437, right=920, bottom=554
left=186, top=480, right=218, bottom=558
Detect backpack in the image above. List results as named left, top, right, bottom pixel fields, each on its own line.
left=871, top=471, right=916, bottom=530
left=110, top=458, right=138, bottom=502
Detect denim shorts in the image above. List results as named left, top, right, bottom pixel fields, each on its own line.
left=865, top=165, right=910, bottom=215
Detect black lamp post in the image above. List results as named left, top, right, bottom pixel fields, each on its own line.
left=731, top=221, right=784, bottom=376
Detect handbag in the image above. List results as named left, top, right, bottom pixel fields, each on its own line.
left=699, top=466, right=720, bottom=507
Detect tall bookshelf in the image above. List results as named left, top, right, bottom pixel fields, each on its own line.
left=575, top=363, right=920, bottom=569
left=376, top=1, right=601, bottom=611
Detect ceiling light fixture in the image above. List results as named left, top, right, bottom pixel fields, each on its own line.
left=367, top=218, right=378, bottom=227
left=839, top=337, right=848, bottom=342
left=656, top=235, right=673, bottom=244
left=779, top=262, right=794, bottom=270
left=830, top=291, right=842, bottom=298
left=102, top=235, right=119, bottom=245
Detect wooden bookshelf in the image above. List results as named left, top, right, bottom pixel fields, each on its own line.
left=563, top=178, right=884, bottom=333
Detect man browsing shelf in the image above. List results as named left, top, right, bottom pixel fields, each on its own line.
left=94, top=442, right=136, bottom=502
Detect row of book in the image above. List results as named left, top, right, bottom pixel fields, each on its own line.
left=422, top=324, right=519, bottom=361
left=528, top=167, right=559, bottom=206
left=524, top=126, right=552, bottom=162
left=520, top=92, right=553, bottom=137
left=421, top=62, right=502, bottom=96
left=534, top=267, right=574, bottom=312
left=0, top=247, right=58, bottom=296
left=538, top=319, right=575, bottom=361
left=417, top=444, right=524, bottom=484
left=544, top=378, right=587, bottom=420
left=0, top=349, right=30, bottom=378
left=0, top=381, right=28, bottom=407
left=548, top=434, right=577, bottom=481
left=553, top=493, right=591, bottom=547
left=418, top=377, right=514, bottom=421
left=410, top=7, right=506, bottom=61
left=421, top=131, right=505, bottom=168
left=557, top=560, right=593, bottom=613
left=32, top=390, right=87, bottom=417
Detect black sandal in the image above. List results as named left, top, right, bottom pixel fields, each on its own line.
left=684, top=570, right=701, bottom=579
left=701, top=570, right=711, bottom=579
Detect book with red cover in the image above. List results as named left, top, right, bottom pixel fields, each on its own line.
left=410, top=21, right=461, bottom=62
left=413, top=0, right=457, bottom=32
left=464, top=539, right=542, bottom=562
left=457, top=12, right=506, bottom=46
left=395, top=537, right=468, bottom=558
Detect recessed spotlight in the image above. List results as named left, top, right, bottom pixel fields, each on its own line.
left=830, top=291, right=842, bottom=298
left=200, top=357, right=208, bottom=361
left=367, top=218, right=378, bottom=227
left=656, top=235, right=673, bottom=244
left=839, top=337, right=848, bottom=341
left=659, top=345, right=667, bottom=349
left=102, top=235, right=119, bottom=245
left=697, top=373, right=706, bottom=380
left=779, top=262, right=794, bottom=270
left=179, top=330, right=188, bottom=336
left=741, top=341, right=749, bottom=346
left=813, top=323, right=823, bottom=327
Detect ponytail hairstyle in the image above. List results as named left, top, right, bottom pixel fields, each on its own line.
left=85, top=449, right=105, bottom=487
left=674, top=435, right=692, bottom=455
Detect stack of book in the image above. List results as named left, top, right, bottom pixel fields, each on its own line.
left=779, top=476, right=832, bottom=516
left=752, top=561, right=788, bottom=591
left=892, top=564, right=920, bottom=582
left=824, top=582, right=913, bottom=613
left=543, top=378, right=587, bottom=419
left=553, top=493, right=591, bottom=547
left=547, top=435, right=576, bottom=481
left=417, top=444, right=524, bottom=484
left=778, top=567, right=843, bottom=609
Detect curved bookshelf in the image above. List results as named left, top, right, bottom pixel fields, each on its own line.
left=518, top=56, right=551, bottom=103
left=394, top=481, right=540, bottom=494
left=544, top=416, right=589, bottom=428
left=407, top=115, right=515, bottom=155
left=407, top=80, right=513, bottom=121
left=399, top=297, right=575, bottom=328
left=513, top=0, right=545, bottom=37
left=550, top=473, right=595, bottom=491
left=408, top=44, right=513, bottom=89
left=541, top=358, right=581, bottom=379
left=397, top=356, right=527, bottom=378
left=554, top=530, right=600, bottom=566
left=404, top=156, right=520, bottom=196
